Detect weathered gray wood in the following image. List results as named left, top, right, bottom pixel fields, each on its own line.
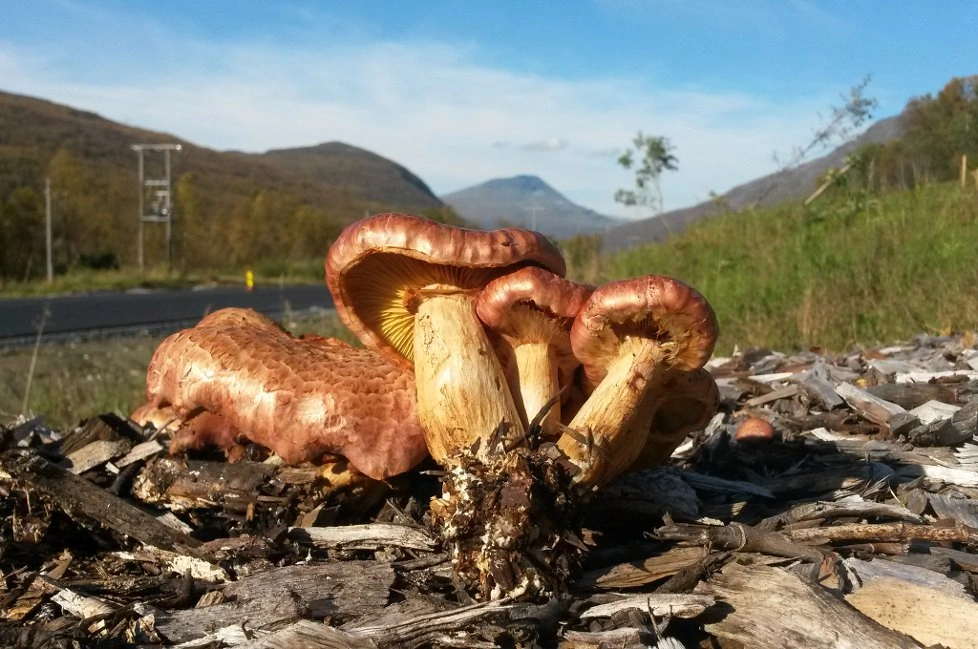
left=744, top=384, right=800, bottom=407
left=845, top=557, right=970, bottom=599
left=62, top=438, right=132, bottom=474
left=156, top=562, right=395, bottom=644
left=928, top=491, right=978, bottom=527
left=866, top=381, right=960, bottom=409
left=835, top=382, right=918, bottom=434
left=705, top=564, right=922, bottom=648
left=289, top=523, right=438, bottom=552
left=794, top=364, right=846, bottom=410
left=559, top=627, right=648, bottom=649
left=0, top=449, right=201, bottom=552
left=345, top=597, right=530, bottom=648
left=906, top=400, right=977, bottom=446
left=114, top=439, right=165, bottom=468
left=578, top=593, right=715, bottom=619
left=236, top=620, right=378, bottom=649
left=929, top=546, right=978, bottom=572
left=758, top=498, right=925, bottom=529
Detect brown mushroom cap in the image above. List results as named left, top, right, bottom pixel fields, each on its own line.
left=144, top=308, right=426, bottom=480
left=325, top=212, right=566, bottom=364
left=557, top=275, right=719, bottom=487
left=571, top=275, right=718, bottom=390
left=477, top=267, right=593, bottom=378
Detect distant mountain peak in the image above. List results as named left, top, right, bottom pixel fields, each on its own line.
left=441, top=175, right=624, bottom=238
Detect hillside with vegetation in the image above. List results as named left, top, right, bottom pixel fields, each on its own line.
left=0, top=91, right=454, bottom=286
left=577, top=76, right=978, bottom=352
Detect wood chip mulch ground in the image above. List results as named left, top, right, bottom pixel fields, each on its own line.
left=2, top=332, right=978, bottom=648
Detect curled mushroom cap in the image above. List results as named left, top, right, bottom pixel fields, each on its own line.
left=628, top=368, right=720, bottom=470
left=326, top=213, right=567, bottom=465
left=476, top=267, right=592, bottom=437
left=144, top=308, right=427, bottom=480
left=557, top=275, right=718, bottom=487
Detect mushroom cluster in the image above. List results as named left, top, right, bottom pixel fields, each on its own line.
left=324, top=212, right=719, bottom=598
left=136, top=212, right=719, bottom=600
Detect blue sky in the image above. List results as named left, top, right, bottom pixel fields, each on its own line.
left=2, top=1, right=976, bottom=218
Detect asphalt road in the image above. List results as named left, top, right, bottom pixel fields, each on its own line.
left=0, top=284, right=334, bottom=345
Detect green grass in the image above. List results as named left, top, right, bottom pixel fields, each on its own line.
left=0, top=311, right=353, bottom=430
left=605, top=183, right=978, bottom=353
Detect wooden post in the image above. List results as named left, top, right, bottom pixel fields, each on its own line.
left=961, top=154, right=967, bottom=188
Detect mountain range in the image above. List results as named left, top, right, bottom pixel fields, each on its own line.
left=441, top=175, right=624, bottom=239
left=1, top=88, right=907, bottom=261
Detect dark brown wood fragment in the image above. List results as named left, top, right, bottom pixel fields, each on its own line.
left=0, top=449, right=200, bottom=553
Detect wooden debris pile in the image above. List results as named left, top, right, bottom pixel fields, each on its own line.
left=2, top=332, right=978, bottom=648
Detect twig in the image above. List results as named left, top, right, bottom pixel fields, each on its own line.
left=21, top=307, right=49, bottom=415
left=785, top=522, right=978, bottom=547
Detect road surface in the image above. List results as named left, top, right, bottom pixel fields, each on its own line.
left=0, top=284, right=334, bottom=346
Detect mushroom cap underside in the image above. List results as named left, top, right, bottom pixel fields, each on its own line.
left=325, top=212, right=567, bottom=363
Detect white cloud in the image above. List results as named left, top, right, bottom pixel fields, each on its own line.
left=0, top=34, right=834, bottom=218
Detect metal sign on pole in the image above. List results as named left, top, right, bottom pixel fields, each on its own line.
left=131, top=143, right=182, bottom=272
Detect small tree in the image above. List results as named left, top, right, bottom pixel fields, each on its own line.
left=614, top=133, right=678, bottom=216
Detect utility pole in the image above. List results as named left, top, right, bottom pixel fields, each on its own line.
left=44, top=177, right=53, bottom=283
left=527, top=206, right=542, bottom=231
left=132, top=143, right=181, bottom=272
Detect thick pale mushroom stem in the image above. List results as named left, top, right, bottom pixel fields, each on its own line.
left=557, top=337, right=670, bottom=487
left=413, top=291, right=526, bottom=464
left=511, top=341, right=561, bottom=434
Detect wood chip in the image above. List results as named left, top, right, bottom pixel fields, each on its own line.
left=289, top=523, right=439, bottom=551
left=845, top=578, right=978, bottom=648
left=705, top=564, right=921, bottom=648
left=579, top=593, right=715, bottom=619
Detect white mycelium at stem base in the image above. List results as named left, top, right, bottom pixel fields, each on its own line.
left=413, top=290, right=526, bottom=465
left=557, top=336, right=671, bottom=486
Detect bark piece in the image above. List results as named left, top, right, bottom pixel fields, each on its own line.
left=156, top=562, right=394, bottom=643
left=580, top=546, right=709, bottom=590
left=236, top=620, right=378, bottom=649
left=579, top=593, right=715, bottom=619
left=845, top=557, right=970, bottom=599
left=62, top=438, right=132, bottom=474
left=289, top=523, right=438, bottom=552
left=0, top=449, right=200, bottom=553
left=835, top=382, right=918, bottom=434
left=705, top=564, right=921, bottom=648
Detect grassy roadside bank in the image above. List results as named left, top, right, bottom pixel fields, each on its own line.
left=604, top=183, right=978, bottom=353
